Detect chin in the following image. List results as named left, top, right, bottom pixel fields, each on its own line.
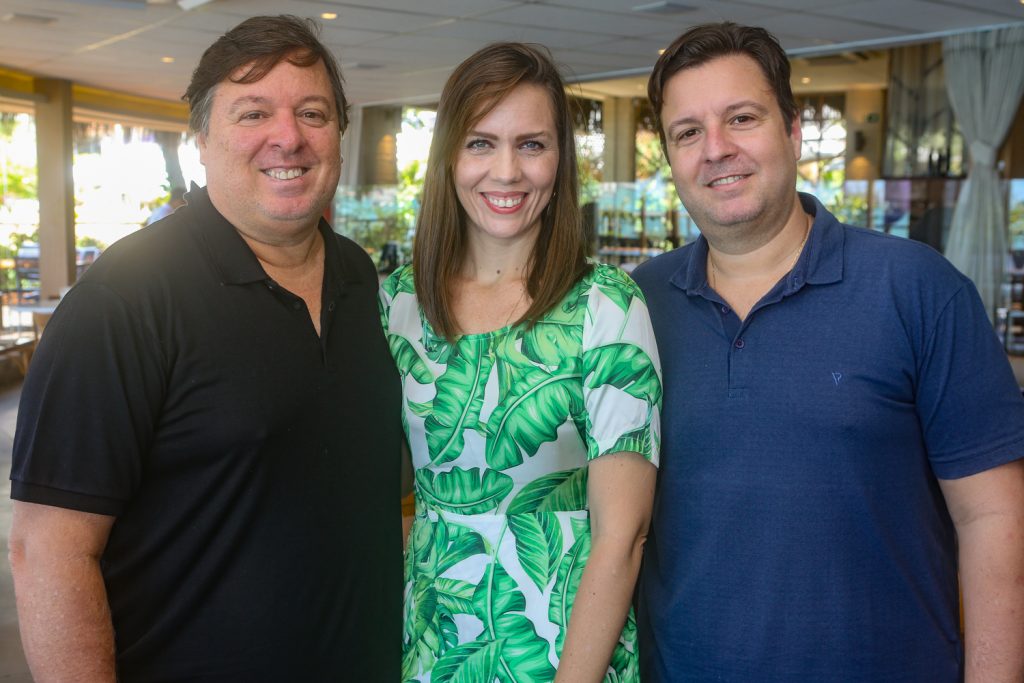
left=707, top=201, right=766, bottom=227
left=264, top=199, right=328, bottom=223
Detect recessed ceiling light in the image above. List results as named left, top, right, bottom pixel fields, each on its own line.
left=801, top=77, right=811, bottom=84
left=321, top=12, right=337, bottom=20
left=161, top=56, right=174, bottom=63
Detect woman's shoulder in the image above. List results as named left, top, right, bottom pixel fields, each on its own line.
left=583, top=261, right=647, bottom=300
left=380, top=263, right=416, bottom=301
left=546, top=262, right=649, bottom=328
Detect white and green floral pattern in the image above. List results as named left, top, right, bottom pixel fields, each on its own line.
left=380, top=262, right=662, bottom=682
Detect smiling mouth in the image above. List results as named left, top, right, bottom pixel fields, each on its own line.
left=483, top=193, right=525, bottom=209
left=707, top=174, right=748, bottom=187
left=264, top=168, right=307, bottom=180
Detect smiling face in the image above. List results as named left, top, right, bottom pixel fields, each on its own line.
left=453, top=83, right=559, bottom=249
left=198, top=56, right=341, bottom=246
left=661, top=54, right=801, bottom=246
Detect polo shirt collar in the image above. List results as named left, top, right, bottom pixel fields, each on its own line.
left=797, top=192, right=844, bottom=287
left=672, top=233, right=711, bottom=296
left=670, top=191, right=845, bottom=297
left=182, top=183, right=365, bottom=287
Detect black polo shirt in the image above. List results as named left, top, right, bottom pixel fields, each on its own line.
left=11, top=186, right=403, bottom=681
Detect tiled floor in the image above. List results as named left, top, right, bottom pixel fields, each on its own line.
left=0, top=383, right=31, bottom=681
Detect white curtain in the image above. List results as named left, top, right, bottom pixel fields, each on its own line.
left=943, top=26, right=1024, bottom=320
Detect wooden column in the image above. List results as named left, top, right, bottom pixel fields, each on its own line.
left=33, top=78, right=75, bottom=299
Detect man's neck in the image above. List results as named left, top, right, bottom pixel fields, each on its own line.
left=240, top=224, right=324, bottom=273
left=705, top=203, right=813, bottom=320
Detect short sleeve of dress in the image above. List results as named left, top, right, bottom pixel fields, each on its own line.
left=580, top=264, right=663, bottom=466
left=378, top=265, right=435, bottom=389
left=378, top=265, right=404, bottom=331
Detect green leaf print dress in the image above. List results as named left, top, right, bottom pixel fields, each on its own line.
left=380, top=262, right=662, bottom=683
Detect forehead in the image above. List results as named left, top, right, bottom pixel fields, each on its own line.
left=213, top=58, right=334, bottom=108
left=471, top=83, right=556, bottom=130
left=662, top=54, right=776, bottom=116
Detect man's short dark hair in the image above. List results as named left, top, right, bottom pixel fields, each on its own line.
left=648, top=22, right=798, bottom=148
left=183, top=15, right=349, bottom=135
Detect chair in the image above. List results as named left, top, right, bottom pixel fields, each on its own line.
left=32, top=311, right=52, bottom=341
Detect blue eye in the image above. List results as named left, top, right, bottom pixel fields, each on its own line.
left=466, top=138, right=490, bottom=150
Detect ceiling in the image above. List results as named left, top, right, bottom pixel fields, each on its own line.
left=0, top=0, right=1021, bottom=109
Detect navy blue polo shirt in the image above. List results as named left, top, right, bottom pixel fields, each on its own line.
left=633, top=193, right=1024, bottom=682
left=12, top=186, right=403, bottom=682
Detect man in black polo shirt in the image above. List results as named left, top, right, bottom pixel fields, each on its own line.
left=8, top=15, right=402, bottom=681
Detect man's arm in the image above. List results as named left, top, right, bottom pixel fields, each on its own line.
left=939, top=458, right=1024, bottom=683
left=8, top=500, right=117, bottom=682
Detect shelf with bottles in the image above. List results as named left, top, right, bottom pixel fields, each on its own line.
left=997, top=308, right=1024, bottom=355
left=996, top=272, right=1024, bottom=355
left=596, top=240, right=668, bottom=265
left=594, top=203, right=682, bottom=266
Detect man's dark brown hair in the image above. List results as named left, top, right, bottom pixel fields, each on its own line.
left=183, top=15, right=348, bottom=135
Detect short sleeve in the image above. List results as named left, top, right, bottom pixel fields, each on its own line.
left=10, top=282, right=166, bottom=515
left=378, top=269, right=398, bottom=332
left=918, top=281, right=1024, bottom=479
left=580, top=265, right=663, bottom=466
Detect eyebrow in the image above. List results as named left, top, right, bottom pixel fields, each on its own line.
left=226, top=94, right=332, bottom=114
left=723, top=100, right=770, bottom=117
left=666, top=100, right=770, bottom=136
left=465, top=130, right=554, bottom=142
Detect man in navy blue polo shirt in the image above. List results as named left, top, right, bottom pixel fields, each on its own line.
left=634, top=22, right=1024, bottom=682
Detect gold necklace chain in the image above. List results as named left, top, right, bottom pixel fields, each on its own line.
left=708, top=217, right=811, bottom=292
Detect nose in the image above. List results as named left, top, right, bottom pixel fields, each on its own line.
left=703, top=124, right=738, bottom=162
left=268, top=112, right=304, bottom=152
left=492, top=145, right=522, bottom=184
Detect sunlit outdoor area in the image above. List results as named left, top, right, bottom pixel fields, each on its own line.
left=334, top=106, right=433, bottom=273
left=0, top=109, right=203, bottom=344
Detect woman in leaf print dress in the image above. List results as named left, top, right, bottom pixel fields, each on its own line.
left=379, top=42, right=662, bottom=682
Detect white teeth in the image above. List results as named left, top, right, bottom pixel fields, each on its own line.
left=265, top=168, right=305, bottom=180
left=485, top=194, right=523, bottom=209
left=709, top=175, right=745, bottom=187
